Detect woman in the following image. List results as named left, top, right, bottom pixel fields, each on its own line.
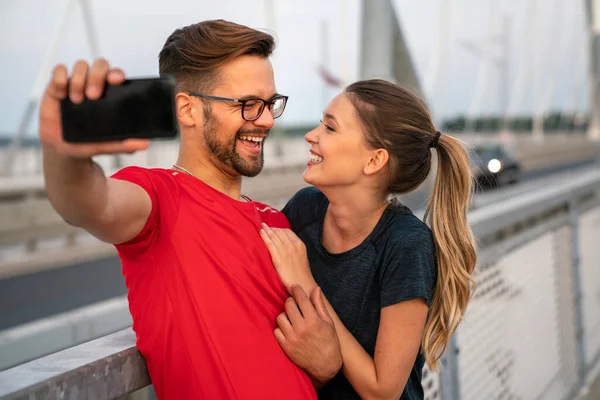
left=260, top=79, right=476, bottom=400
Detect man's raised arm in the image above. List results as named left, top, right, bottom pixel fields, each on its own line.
left=40, top=58, right=151, bottom=244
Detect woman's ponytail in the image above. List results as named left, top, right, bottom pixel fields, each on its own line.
left=422, top=133, right=477, bottom=370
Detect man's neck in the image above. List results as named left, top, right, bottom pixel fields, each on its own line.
left=174, top=153, right=244, bottom=201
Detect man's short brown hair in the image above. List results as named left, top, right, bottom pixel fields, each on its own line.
left=159, top=19, right=276, bottom=92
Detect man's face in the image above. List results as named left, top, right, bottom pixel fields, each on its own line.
left=199, top=55, right=278, bottom=177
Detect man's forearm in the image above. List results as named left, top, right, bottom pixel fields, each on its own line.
left=42, top=146, right=110, bottom=228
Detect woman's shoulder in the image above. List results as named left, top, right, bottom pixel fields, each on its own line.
left=282, top=186, right=328, bottom=231
left=379, top=202, right=435, bottom=251
left=289, top=186, right=327, bottom=204
left=286, top=186, right=329, bottom=211
left=377, top=204, right=438, bottom=308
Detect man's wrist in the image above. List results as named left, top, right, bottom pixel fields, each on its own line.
left=310, top=365, right=340, bottom=389
left=310, top=376, right=327, bottom=391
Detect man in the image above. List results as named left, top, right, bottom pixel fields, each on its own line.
left=39, top=20, right=340, bottom=399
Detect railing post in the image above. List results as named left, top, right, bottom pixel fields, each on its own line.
left=440, top=334, right=461, bottom=400
left=568, top=199, right=587, bottom=386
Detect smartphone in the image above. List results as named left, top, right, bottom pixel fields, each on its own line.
left=61, top=76, right=179, bottom=143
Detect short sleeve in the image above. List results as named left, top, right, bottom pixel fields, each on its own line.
left=282, top=187, right=326, bottom=233
left=110, top=166, right=160, bottom=256
left=379, top=218, right=437, bottom=308
left=254, top=202, right=291, bottom=229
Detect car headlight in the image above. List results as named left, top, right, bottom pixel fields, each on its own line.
left=488, top=159, right=502, bottom=173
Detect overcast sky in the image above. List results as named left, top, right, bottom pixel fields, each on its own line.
left=0, top=0, right=590, bottom=136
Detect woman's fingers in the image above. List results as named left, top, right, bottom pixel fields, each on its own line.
left=260, top=226, right=282, bottom=264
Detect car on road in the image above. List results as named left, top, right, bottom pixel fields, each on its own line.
left=470, top=143, right=521, bottom=188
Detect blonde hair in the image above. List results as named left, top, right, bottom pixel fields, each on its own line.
left=422, top=134, right=477, bottom=370
left=346, top=80, right=477, bottom=370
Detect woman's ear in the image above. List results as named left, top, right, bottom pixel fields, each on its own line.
left=364, top=148, right=389, bottom=176
left=176, top=93, right=197, bottom=128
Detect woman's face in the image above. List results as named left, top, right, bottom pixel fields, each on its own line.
left=303, top=93, right=384, bottom=190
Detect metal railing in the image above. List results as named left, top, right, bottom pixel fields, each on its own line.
left=1, top=171, right=599, bottom=400
left=431, top=168, right=600, bottom=400
left=1, top=135, right=597, bottom=280
left=0, top=161, right=309, bottom=280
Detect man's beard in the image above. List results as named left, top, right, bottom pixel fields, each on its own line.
left=203, top=108, right=267, bottom=178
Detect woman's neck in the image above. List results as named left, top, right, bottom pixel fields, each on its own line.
left=320, top=186, right=389, bottom=254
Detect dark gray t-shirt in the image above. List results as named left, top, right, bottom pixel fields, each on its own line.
left=282, top=187, right=437, bottom=400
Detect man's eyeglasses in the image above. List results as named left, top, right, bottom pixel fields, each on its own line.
left=188, top=92, right=288, bottom=121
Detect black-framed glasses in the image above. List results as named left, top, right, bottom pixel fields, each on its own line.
left=188, top=92, right=288, bottom=121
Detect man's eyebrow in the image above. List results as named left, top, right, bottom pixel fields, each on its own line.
left=237, top=93, right=281, bottom=101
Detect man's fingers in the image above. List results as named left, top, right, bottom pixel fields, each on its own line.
left=110, top=139, right=149, bottom=153
left=284, top=296, right=303, bottom=326
left=62, top=139, right=149, bottom=158
left=69, top=60, right=90, bottom=104
left=89, top=139, right=148, bottom=154
left=311, top=287, right=332, bottom=322
left=107, top=68, right=126, bottom=86
left=276, top=312, right=294, bottom=337
left=121, top=139, right=150, bottom=151
left=274, top=327, right=287, bottom=347
left=47, top=64, right=68, bottom=100
left=291, top=284, right=316, bottom=319
left=86, top=58, right=110, bottom=100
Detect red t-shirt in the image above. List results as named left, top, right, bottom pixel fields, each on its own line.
left=111, top=166, right=316, bottom=400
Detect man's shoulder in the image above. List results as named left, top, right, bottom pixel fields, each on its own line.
left=253, top=201, right=282, bottom=214
left=253, top=201, right=291, bottom=229
left=111, top=166, right=171, bottom=179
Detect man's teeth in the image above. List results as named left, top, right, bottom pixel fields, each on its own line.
left=310, top=153, right=323, bottom=163
left=239, top=136, right=264, bottom=143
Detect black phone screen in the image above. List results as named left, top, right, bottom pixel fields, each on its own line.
left=61, top=77, right=179, bottom=143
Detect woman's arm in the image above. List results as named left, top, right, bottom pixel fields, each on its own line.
left=321, top=294, right=428, bottom=400
left=261, top=225, right=429, bottom=400
left=259, top=225, right=343, bottom=387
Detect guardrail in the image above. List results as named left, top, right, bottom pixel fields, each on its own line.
left=1, top=134, right=597, bottom=235
left=1, top=135, right=598, bottom=279
left=0, top=329, right=150, bottom=400
left=1, top=168, right=599, bottom=400
left=0, top=162, right=309, bottom=280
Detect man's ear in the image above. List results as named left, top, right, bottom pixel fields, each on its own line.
left=176, top=93, right=197, bottom=128
left=364, top=148, right=389, bottom=176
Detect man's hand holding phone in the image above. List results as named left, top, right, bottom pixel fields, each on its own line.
left=40, top=59, right=151, bottom=159
left=39, top=59, right=162, bottom=246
